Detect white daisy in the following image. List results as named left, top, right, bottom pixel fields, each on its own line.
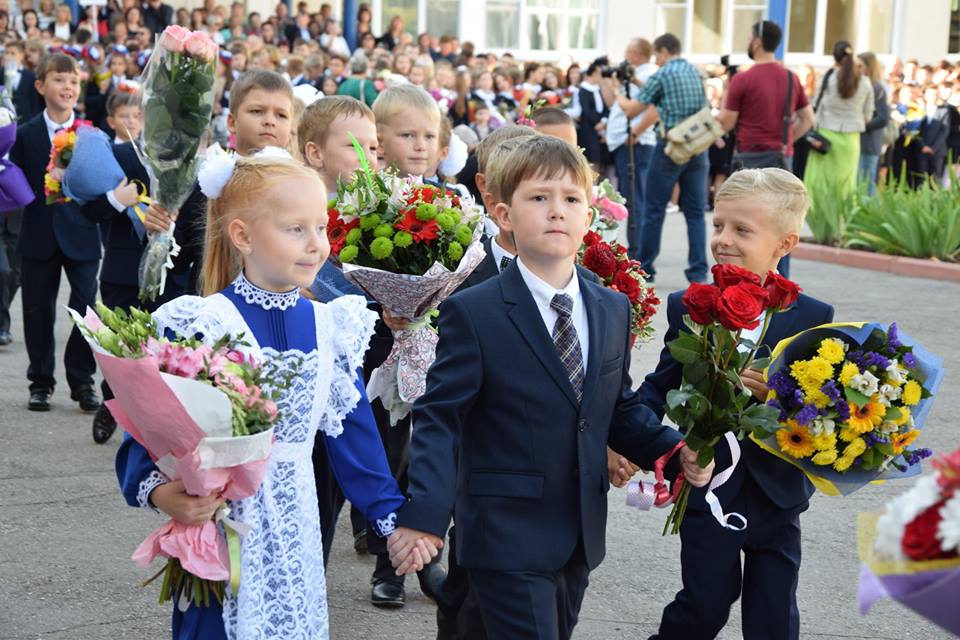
left=937, top=493, right=960, bottom=554
left=875, top=475, right=943, bottom=560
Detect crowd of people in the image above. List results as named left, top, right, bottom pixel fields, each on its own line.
left=0, top=2, right=949, bottom=640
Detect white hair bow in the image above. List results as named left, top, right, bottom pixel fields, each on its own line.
left=197, top=143, right=237, bottom=199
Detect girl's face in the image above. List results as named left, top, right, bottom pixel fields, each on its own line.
left=55, top=6, right=69, bottom=22
left=23, top=12, right=36, bottom=29
left=395, top=55, right=411, bottom=75
left=109, top=55, right=127, bottom=76
left=321, top=76, right=338, bottom=95
left=494, top=73, right=511, bottom=92
left=477, top=72, right=493, bottom=92
left=567, top=67, right=581, bottom=86
left=408, top=65, right=425, bottom=86
left=234, top=176, right=330, bottom=291
left=543, top=71, right=558, bottom=90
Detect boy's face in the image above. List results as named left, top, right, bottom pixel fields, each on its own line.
left=711, top=196, right=796, bottom=277
left=537, top=123, right=577, bottom=148
left=305, top=114, right=379, bottom=190
left=3, top=49, right=22, bottom=67
left=228, top=88, right=293, bottom=156
left=496, top=173, right=589, bottom=267
left=36, top=70, right=80, bottom=113
left=109, top=56, right=127, bottom=77
left=107, top=104, right=142, bottom=141
left=378, top=111, right=439, bottom=177
left=328, top=58, right=344, bottom=77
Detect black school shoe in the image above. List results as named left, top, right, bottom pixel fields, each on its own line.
left=71, top=387, right=101, bottom=413
left=28, top=389, right=51, bottom=411
left=371, top=578, right=405, bottom=608
left=92, top=405, right=117, bottom=444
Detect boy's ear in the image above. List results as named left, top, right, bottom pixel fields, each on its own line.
left=227, top=218, right=253, bottom=256
left=34, top=78, right=44, bottom=96
left=493, top=201, right=511, bottom=232
left=777, top=232, right=800, bottom=258
left=303, top=140, right=324, bottom=170
left=475, top=172, right=486, bottom=193
left=226, top=111, right=236, bottom=136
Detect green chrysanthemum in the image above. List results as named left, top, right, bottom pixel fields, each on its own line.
left=359, top=213, right=382, bottom=230
left=339, top=245, right=359, bottom=263
left=454, top=224, right=473, bottom=246
left=370, top=237, right=394, bottom=260
left=345, top=228, right=362, bottom=245
left=447, top=241, right=464, bottom=262
left=416, top=203, right=438, bottom=221
left=393, top=231, right=413, bottom=248
left=374, top=223, right=394, bottom=238
left=436, top=212, right=457, bottom=231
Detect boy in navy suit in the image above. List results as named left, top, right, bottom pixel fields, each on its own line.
left=11, top=53, right=103, bottom=413
left=638, top=168, right=834, bottom=640
left=2, top=42, right=42, bottom=123
left=388, top=135, right=714, bottom=640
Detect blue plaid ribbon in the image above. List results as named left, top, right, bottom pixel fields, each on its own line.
left=551, top=293, right=584, bottom=402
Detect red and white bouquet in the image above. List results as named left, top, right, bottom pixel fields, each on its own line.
left=69, top=302, right=291, bottom=608
left=858, top=447, right=960, bottom=634
left=578, top=230, right=659, bottom=346
left=328, top=143, right=485, bottom=423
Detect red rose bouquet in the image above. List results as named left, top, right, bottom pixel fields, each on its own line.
left=657, top=264, right=799, bottom=534
left=578, top=231, right=659, bottom=345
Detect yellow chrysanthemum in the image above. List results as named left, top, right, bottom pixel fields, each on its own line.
left=812, top=431, right=837, bottom=451
left=839, top=361, right=860, bottom=387
left=776, top=423, right=816, bottom=459
left=790, top=360, right=810, bottom=383
left=44, top=173, right=59, bottom=191
left=843, top=437, right=867, bottom=458
left=894, top=406, right=912, bottom=427
left=812, top=449, right=838, bottom=466
left=902, top=380, right=922, bottom=406
left=817, top=339, right=846, bottom=365
left=847, top=400, right=885, bottom=434
left=802, top=386, right=831, bottom=409
left=892, top=430, right=921, bottom=454
left=833, top=455, right=855, bottom=472
left=806, top=357, right=834, bottom=383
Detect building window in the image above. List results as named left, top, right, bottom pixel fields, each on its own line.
left=823, top=0, right=857, bottom=53
left=787, top=0, right=897, bottom=56
left=527, top=0, right=562, bottom=50
left=427, top=0, right=459, bottom=38
left=787, top=0, right=817, bottom=53
left=731, top=0, right=765, bottom=51
left=658, top=0, right=766, bottom=55
left=566, top=0, right=598, bottom=49
left=380, top=0, right=419, bottom=36
left=656, top=0, right=688, bottom=41
left=951, top=4, right=960, bottom=54
left=866, top=0, right=895, bottom=53
left=487, top=0, right=521, bottom=49
left=691, top=0, right=723, bottom=54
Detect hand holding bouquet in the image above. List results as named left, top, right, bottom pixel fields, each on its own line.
left=43, top=119, right=93, bottom=204
left=752, top=322, right=943, bottom=496
left=858, top=447, right=960, bottom=634
left=137, top=25, right=218, bottom=302
left=659, top=264, right=798, bottom=534
left=578, top=230, right=659, bottom=346
left=69, top=302, right=290, bottom=608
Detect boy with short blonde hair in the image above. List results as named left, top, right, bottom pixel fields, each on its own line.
left=299, top=95, right=378, bottom=193
left=638, top=167, right=833, bottom=640
left=390, top=135, right=714, bottom=639
left=372, top=84, right=441, bottom=178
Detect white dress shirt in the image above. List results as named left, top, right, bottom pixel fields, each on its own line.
left=515, top=257, right=589, bottom=371
left=43, top=109, right=75, bottom=143
left=489, top=236, right=514, bottom=273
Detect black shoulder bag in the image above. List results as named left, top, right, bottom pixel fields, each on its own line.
left=804, top=68, right=834, bottom=155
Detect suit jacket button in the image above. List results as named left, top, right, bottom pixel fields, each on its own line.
left=578, top=419, right=587, bottom=432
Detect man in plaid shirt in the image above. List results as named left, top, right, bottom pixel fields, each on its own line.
left=618, top=33, right=709, bottom=284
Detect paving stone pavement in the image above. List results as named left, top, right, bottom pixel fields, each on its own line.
left=0, top=211, right=957, bottom=640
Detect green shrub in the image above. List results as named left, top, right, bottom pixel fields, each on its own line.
left=805, top=179, right=859, bottom=246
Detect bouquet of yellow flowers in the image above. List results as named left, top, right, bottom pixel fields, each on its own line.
left=44, top=119, right=92, bottom=204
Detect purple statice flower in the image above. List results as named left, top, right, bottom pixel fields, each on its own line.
left=835, top=400, right=851, bottom=422
left=847, top=350, right=866, bottom=369
left=853, top=457, right=863, bottom=467
left=903, top=351, right=918, bottom=370
left=821, top=380, right=842, bottom=404
left=864, top=351, right=891, bottom=370
left=887, top=323, right=901, bottom=350
left=794, top=403, right=819, bottom=426
left=767, top=399, right=787, bottom=422
left=791, top=388, right=806, bottom=411
left=768, top=369, right=797, bottom=398
left=864, top=432, right=875, bottom=447
left=904, top=448, right=934, bottom=465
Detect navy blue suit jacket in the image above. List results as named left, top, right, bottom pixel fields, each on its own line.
left=637, top=290, right=834, bottom=512
left=398, top=261, right=683, bottom=572
left=11, top=113, right=102, bottom=262
left=82, top=142, right=150, bottom=286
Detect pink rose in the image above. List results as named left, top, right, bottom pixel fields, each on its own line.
left=599, top=197, right=628, bottom=221
left=263, top=399, right=278, bottom=421
left=184, top=31, right=218, bottom=63
left=157, top=25, right=191, bottom=53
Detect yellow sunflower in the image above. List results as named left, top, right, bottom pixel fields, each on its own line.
left=812, top=431, right=837, bottom=451
left=776, top=422, right=816, bottom=459
left=833, top=455, right=855, bottom=472
left=817, top=339, right=846, bottom=365
left=812, top=449, right=838, bottom=466
left=902, top=380, right=922, bottom=406
left=843, top=437, right=867, bottom=458
left=846, top=400, right=885, bottom=434
left=839, top=361, right=860, bottom=387
left=892, top=430, right=921, bottom=454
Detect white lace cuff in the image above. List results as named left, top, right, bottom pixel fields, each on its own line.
left=137, top=470, right=168, bottom=512
left=373, top=512, right=398, bottom=537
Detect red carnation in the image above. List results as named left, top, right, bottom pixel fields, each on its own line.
left=582, top=242, right=617, bottom=279
left=327, top=209, right=359, bottom=255
left=582, top=230, right=602, bottom=247
left=762, top=271, right=802, bottom=310
left=714, top=282, right=768, bottom=331
left=612, top=270, right=641, bottom=303
left=394, top=209, right=440, bottom=243
left=902, top=500, right=954, bottom=561
left=682, top=283, right=721, bottom=326
left=711, top=263, right=761, bottom=290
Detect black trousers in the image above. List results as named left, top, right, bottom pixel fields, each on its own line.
left=437, top=525, right=487, bottom=640
left=652, top=474, right=805, bottom=640
left=0, top=209, right=22, bottom=334
left=21, top=251, right=98, bottom=393
left=467, top=542, right=589, bottom=640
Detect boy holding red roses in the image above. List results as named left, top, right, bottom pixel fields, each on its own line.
left=637, top=168, right=834, bottom=640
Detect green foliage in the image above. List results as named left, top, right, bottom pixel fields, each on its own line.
left=805, top=179, right=859, bottom=246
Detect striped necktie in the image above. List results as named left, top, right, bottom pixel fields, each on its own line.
left=551, top=293, right=584, bottom=402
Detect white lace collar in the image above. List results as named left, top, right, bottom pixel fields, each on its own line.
left=232, top=271, right=300, bottom=311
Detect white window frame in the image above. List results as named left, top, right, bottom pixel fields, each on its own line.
left=654, top=0, right=768, bottom=64
left=783, top=0, right=901, bottom=65
left=371, top=0, right=460, bottom=39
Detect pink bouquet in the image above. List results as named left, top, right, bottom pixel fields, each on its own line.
left=590, top=178, right=629, bottom=242
left=69, top=303, right=289, bottom=608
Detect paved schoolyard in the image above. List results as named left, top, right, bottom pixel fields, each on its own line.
left=0, top=211, right=956, bottom=639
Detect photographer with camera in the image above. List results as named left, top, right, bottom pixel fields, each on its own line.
left=713, top=19, right=815, bottom=277
left=602, top=38, right=658, bottom=260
